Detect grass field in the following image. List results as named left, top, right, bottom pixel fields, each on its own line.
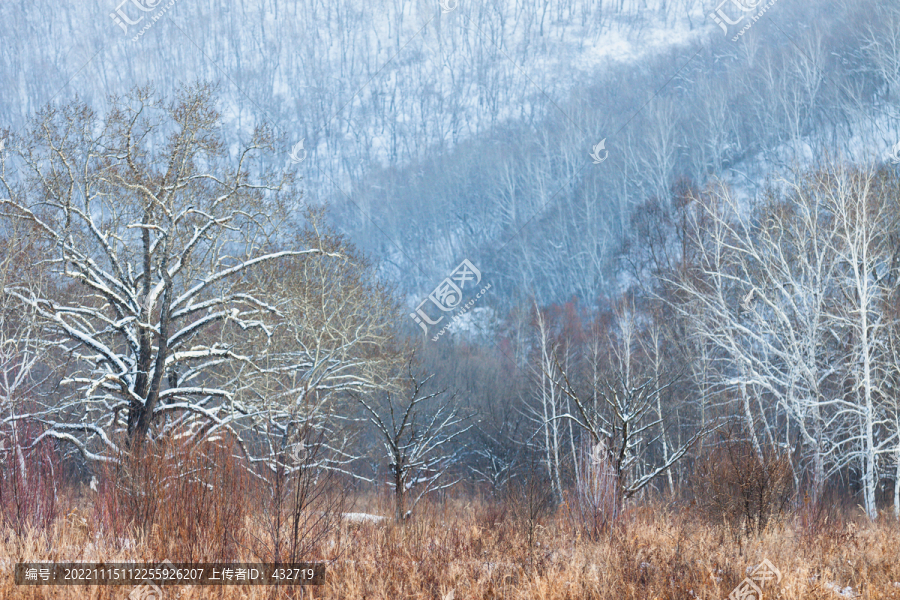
left=6, top=489, right=900, bottom=600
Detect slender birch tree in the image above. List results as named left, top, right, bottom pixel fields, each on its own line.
left=822, top=166, right=894, bottom=519
left=668, top=176, right=842, bottom=502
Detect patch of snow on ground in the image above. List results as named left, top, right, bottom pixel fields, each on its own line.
left=825, top=582, right=857, bottom=598
left=341, top=512, right=387, bottom=523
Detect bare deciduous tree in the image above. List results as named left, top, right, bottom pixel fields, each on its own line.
left=524, top=302, right=567, bottom=504
left=0, top=85, right=342, bottom=465
left=821, top=165, right=895, bottom=520
left=667, top=176, right=841, bottom=501
left=357, top=360, right=470, bottom=522
left=554, top=303, right=710, bottom=508
left=669, top=165, right=900, bottom=518
left=243, top=209, right=404, bottom=476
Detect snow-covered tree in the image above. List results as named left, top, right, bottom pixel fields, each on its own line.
left=554, top=302, right=710, bottom=506
left=249, top=212, right=404, bottom=475
left=356, top=360, right=470, bottom=522
left=668, top=175, right=842, bottom=501
left=0, top=85, right=391, bottom=468
left=670, top=166, right=900, bottom=517
left=821, top=166, right=895, bottom=520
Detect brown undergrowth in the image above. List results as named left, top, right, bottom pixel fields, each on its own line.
left=3, top=489, right=900, bottom=600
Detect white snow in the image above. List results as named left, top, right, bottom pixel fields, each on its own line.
left=341, top=512, right=387, bottom=524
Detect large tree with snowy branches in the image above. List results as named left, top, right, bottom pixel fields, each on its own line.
left=0, top=84, right=398, bottom=469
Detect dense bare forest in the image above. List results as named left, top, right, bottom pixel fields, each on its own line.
left=2, top=0, right=900, bottom=598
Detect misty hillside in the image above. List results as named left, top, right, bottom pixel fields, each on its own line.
left=4, top=0, right=897, bottom=317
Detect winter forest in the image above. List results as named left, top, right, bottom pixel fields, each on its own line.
left=3, top=0, right=900, bottom=598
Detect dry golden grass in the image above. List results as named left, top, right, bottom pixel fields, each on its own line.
left=4, top=491, right=900, bottom=600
